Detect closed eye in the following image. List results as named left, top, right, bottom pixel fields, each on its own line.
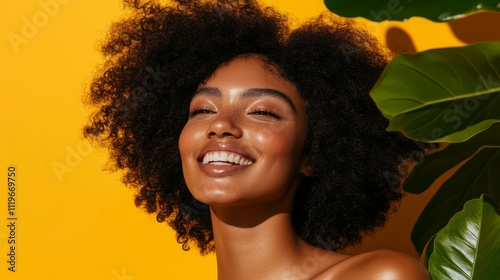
left=250, top=109, right=281, bottom=120
left=189, top=108, right=215, bottom=118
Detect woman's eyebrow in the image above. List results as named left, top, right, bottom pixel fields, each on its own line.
left=194, top=87, right=221, bottom=97
left=193, top=87, right=297, bottom=113
left=243, top=88, right=296, bottom=113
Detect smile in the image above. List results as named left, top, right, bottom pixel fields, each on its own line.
left=202, top=151, right=253, bottom=166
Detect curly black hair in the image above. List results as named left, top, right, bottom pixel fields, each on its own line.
left=83, top=0, right=424, bottom=255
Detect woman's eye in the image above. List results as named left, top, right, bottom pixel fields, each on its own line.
left=189, top=108, right=215, bottom=117
left=251, top=109, right=281, bottom=120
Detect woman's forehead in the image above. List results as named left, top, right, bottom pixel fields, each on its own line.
left=198, top=56, right=304, bottom=109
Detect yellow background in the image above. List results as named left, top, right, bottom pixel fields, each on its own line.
left=1, top=0, right=490, bottom=279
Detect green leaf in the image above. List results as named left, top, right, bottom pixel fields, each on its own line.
left=324, top=0, right=500, bottom=22
left=411, top=148, right=500, bottom=253
left=420, top=234, right=436, bottom=268
left=404, top=123, right=500, bottom=194
left=428, top=195, right=500, bottom=279
left=370, top=41, right=500, bottom=143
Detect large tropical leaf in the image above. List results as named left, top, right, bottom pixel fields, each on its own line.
left=420, top=234, right=436, bottom=268
left=324, top=0, right=500, bottom=22
left=428, top=195, right=500, bottom=279
left=411, top=148, right=500, bottom=253
left=404, top=123, right=500, bottom=194
left=370, top=41, right=500, bottom=143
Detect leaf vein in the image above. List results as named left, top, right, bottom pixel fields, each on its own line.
left=400, top=62, right=455, bottom=97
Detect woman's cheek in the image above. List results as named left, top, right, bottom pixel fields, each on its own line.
left=253, top=122, right=290, bottom=145
left=180, top=123, right=203, bottom=147
left=179, top=126, right=196, bottom=163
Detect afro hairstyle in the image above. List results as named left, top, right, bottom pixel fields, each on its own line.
left=83, top=0, right=426, bottom=255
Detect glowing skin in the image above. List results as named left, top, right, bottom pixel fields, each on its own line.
left=177, top=56, right=430, bottom=280
left=179, top=56, right=309, bottom=207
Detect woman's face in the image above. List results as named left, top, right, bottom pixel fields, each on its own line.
left=178, top=56, right=309, bottom=207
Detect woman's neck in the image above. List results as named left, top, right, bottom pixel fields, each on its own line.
left=209, top=202, right=343, bottom=280
left=210, top=203, right=302, bottom=279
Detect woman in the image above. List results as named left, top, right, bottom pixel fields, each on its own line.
left=84, top=0, right=430, bottom=278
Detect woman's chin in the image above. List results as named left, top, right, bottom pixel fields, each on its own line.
left=201, top=196, right=252, bottom=208
left=189, top=187, right=244, bottom=206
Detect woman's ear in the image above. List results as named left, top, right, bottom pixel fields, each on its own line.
left=300, top=157, right=312, bottom=177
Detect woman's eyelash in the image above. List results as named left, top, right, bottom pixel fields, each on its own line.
left=189, top=108, right=214, bottom=117
left=251, top=109, right=281, bottom=119
left=189, top=108, right=281, bottom=119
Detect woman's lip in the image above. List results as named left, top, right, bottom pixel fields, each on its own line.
left=196, top=142, right=255, bottom=177
left=198, top=161, right=250, bottom=177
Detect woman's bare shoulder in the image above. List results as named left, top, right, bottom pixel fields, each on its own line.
left=313, top=249, right=430, bottom=280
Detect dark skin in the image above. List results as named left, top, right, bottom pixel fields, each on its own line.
left=83, top=0, right=431, bottom=259
left=178, top=55, right=430, bottom=280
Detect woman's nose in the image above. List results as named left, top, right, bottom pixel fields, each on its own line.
left=206, top=112, right=243, bottom=138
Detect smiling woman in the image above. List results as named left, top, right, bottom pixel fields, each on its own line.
left=179, top=56, right=308, bottom=208
left=83, top=0, right=430, bottom=279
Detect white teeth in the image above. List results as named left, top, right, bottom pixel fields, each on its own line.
left=202, top=151, right=253, bottom=165
left=220, top=152, right=228, bottom=162
left=202, top=154, right=210, bottom=164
